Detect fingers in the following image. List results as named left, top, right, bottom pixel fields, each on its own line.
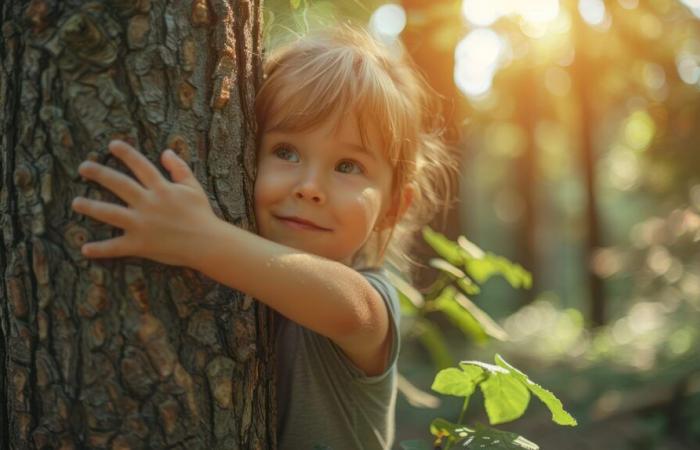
left=81, top=235, right=132, bottom=259
left=161, top=150, right=198, bottom=188
left=108, top=140, right=166, bottom=190
left=78, top=161, right=144, bottom=205
left=72, top=197, right=135, bottom=230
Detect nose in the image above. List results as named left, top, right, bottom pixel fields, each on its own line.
left=294, top=172, right=326, bottom=204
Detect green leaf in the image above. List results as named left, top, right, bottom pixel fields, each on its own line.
left=398, top=440, right=432, bottom=450
left=290, top=0, right=301, bottom=9
left=457, top=276, right=481, bottom=295
left=458, top=235, right=486, bottom=259
left=494, top=354, right=578, bottom=426
left=434, top=287, right=489, bottom=343
left=429, top=258, right=466, bottom=278
left=454, top=292, right=508, bottom=341
left=459, top=423, right=539, bottom=449
left=460, top=360, right=509, bottom=374
left=415, top=318, right=454, bottom=369
left=430, top=417, right=473, bottom=439
left=479, top=371, right=530, bottom=425
left=431, top=365, right=484, bottom=397
left=465, top=254, right=532, bottom=289
left=422, top=227, right=464, bottom=266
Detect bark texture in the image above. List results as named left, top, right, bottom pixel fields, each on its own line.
left=0, top=0, right=275, bottom=448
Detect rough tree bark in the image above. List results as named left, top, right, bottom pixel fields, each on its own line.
left=0, top=0, right=275, bottom=449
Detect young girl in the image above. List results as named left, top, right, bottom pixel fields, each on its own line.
left=72, top=26, right=454, bottom=450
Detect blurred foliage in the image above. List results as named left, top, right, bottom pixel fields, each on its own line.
left=392, top=230, right=576, bottom=449
left=390, top=227, right=530, bottom=371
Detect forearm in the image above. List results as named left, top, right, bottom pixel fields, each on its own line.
left=188, top=217, right=386, bottom=342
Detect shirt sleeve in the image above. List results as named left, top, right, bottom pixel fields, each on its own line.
left=318, top=268, right=401, bottom=382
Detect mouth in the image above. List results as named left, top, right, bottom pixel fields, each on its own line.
left=274, top=215, right=332, bottom=232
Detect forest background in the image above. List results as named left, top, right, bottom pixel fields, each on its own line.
left=264, top=0, right=700, bottom=448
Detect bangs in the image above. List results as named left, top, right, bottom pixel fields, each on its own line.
left=255, top=36, right=418, bottom=168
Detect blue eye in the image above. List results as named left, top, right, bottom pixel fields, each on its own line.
left=336, top=160, right=364, bottom=174
left=274, top=146, right=299, bottom=162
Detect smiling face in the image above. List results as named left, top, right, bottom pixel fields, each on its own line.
left=254, top=113, right=396, bottom=265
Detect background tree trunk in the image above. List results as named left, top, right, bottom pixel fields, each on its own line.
left=0, top=1, right=275, bottom=448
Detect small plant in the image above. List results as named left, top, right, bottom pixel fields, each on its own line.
left=396, top=228, right=576, bottom=449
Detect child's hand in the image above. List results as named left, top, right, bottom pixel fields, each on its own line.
left=72, top=140, right=218, bottom=268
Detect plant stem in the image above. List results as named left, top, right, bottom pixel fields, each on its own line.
left=457, top=395, right=470, bottom=425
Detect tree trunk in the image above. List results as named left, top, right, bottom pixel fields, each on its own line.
left=514, top=63, right=539, bottom=304
left=570, top=1, right=605, bottom=327
left=0, top=1, right=275, bottom=449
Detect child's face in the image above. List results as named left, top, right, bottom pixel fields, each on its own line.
left=254, top=113, right=395, bottom=265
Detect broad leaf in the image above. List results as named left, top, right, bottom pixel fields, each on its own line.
left=459, top=423, right=539, bottom=449
left=429, top=258, right=466, bottom=278
left=457, top=276, right=481, bottom=295
left=430, top=417, right=473, bottom=439
left=458, top=235, right=486, bottom=259
left=479, top=371, right=530, bottom=424
left=434, top=287, right=488, bottom=343
left=422, top=227, right=464, bottom=266
left=290, top=0, right=301, bottom=9
left=431, top=365, right=484, bottom=397
left=465, top=254, right=532, bottom=289
left=460, top=360, right=509, bottom=374
left=454, top=292, right=508, bottom=341
left=494, top=355, right=578, bottom=426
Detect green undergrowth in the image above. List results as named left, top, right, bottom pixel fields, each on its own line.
left=394, top=228, right=576, bottom=449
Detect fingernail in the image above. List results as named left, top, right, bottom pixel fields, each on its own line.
left=78, top=161, right=91, bottom=172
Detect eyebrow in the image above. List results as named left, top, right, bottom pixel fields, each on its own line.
left=339, top=142, right=377, bottom=161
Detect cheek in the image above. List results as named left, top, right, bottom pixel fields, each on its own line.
left=355, top=189, right=384, bottom=226
left=253, top=173, right=273, bottom=217
left=254, top=164, right=277, bottom=205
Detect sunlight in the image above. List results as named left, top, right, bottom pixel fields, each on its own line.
left=677, top=49, right=700, bottom=85
left=369, top=3, right=406, bottom=42
left=454, top=28, right=506, bottom=98
left=578, top=0, right=606, bottom=26
left=624, top=110, right=655, bottom=152
left=461, top=0, right=502, bottom=26
left=517, top=0, right=560, bottom=24
left=618, top=0, right=638, bottom=8
left=462, top=0, right=560, bottom=26
left=679, top=0, right=700, bottom=18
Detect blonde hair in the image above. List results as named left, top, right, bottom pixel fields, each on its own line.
left=255, top=25, right=457, bottom=277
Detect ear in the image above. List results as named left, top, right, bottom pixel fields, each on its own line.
left=375, top=183, right=414, bottom=231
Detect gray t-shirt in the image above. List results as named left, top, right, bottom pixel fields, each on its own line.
left=276, top=268, right=401, bottom=450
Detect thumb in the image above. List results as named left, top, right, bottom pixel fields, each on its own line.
left=162, top=149, right=198, bottom=188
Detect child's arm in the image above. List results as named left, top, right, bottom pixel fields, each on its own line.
left=72, top=140, right=392, bottom=376
left=196, top=219, right=392, bottom=375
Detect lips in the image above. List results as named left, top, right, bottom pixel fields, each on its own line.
left=275, top=215, right=332, bottom=231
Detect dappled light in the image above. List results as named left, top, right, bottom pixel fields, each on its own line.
left=454, top=29, right=506, bottom=97
left=369, top=3, right=406, bottom=42
left=578, top=0, right=607, bottom=26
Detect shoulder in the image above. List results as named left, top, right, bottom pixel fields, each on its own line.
left=358, top=268, right=400, bottom=314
